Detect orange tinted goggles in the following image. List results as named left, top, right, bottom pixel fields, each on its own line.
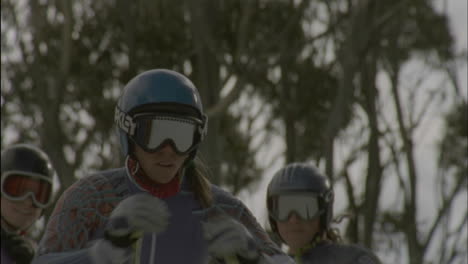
left=1, top=172, right=53, bottom=208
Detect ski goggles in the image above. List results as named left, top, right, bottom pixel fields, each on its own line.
left=129, top=113, right=205, bottom=155
left=1, top=171, right=53, bottom=208
left=269, top=193, right=323, bottom=222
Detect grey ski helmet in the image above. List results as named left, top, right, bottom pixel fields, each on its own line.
left=267, top=163, right=334, bottom=237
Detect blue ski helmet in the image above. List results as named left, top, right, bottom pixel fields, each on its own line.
left=267, top=163, right=334, bottom=237
left=115, top=69, right=208, bottom=156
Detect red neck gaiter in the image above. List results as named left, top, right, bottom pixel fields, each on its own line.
left=127, top=157, right=181, bottom=199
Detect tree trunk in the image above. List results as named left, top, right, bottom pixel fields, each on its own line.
left=389, top=63, right=423, bottom=264
left=361, top=54, right=382, bottom=248
left=187, top=0, right=222, bottom=183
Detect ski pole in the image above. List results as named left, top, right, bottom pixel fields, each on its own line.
left=131, top=231, right=143, bottom=264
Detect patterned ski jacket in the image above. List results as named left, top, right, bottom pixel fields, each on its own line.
left=32, top=167, right=283, bottom=264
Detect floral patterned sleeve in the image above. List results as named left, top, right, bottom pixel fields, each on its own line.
left=33, top=174, right=124, bottom=264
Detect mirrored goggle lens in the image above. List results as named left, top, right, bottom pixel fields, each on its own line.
left=133, top=116, right=198, bottom=154
left=1, top=173, right=52, bottom=207
left=272, top=194, right=321, bottom=221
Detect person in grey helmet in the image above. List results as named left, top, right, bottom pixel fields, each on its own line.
left=1, top=144, right=57, bottom=264
left=266, top=162, right=382, bottom=264
left=33, top=69, right=293, bottom=264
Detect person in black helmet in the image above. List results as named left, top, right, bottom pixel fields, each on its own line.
left=33, top=69, right=293, bottom=264
left=266, top=162, right=381, bottom=264
left=1, top=144, right=56, bottom=264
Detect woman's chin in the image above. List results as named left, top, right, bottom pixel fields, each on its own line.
left=148, top=168, right=177, bottom=183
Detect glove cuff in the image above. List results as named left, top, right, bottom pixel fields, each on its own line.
left=104, top=216, right=139, bottom=248
left=104, top=229, right=139, bottom=248
left=89, top=239, right=133, bottom=264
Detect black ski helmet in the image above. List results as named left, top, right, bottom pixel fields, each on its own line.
left=267, top=162, right=334, bottom=238
left=1, top=144, right=55, bottom=184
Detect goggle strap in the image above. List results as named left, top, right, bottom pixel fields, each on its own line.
left=115, top=106, right=136, bottom=135
left=199, top=114, right=208, bottom=140
left=132, top=113, right=202, bottom=125
left=116, top=107, right=207, bottom=139
left=1, top=171, right=53, bottom=184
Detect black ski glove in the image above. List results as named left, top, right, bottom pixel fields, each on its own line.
left=1, top=227, right=35, bottom=264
